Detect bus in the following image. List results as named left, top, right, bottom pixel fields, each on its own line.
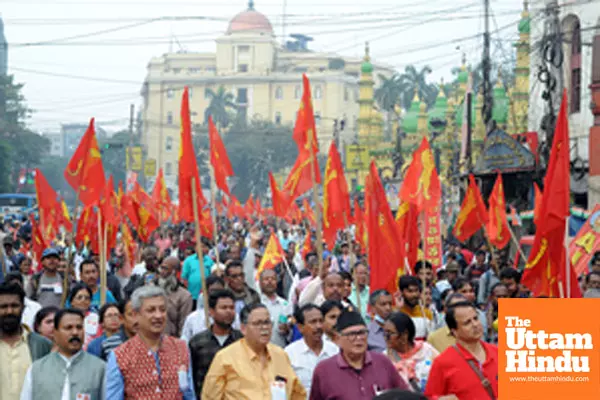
left=0, top=193, right=37, bottom=218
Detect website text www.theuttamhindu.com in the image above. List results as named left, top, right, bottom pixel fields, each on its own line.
left=509, top=376, right=590, bottom=383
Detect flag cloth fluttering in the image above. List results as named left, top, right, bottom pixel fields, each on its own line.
left=398, top=137, right=441, bottom=213
left=63, top=118, right=106, bottom=206
left=34, top=168, right=59, bottom=240
left=152, top=168, right=172, bottom=221
left=269, top=172, right=290, bottom=218
left=255, top=233, right=285, bottom=280
left=522, top=90, right=581, bottom=298
left=323, top=143, right=350, bottom=249
left=208, top=117, right=234, bottom=195
left=486, top=173, right=510, bottom=249
left=452, top=174, right=488, bottom=242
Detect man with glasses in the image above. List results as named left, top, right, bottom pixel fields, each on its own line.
left=202, top=303, right=305, bottom=399
left=310, top=310, right=408, bottom=399
left=224, top=261, right=260, bottom=315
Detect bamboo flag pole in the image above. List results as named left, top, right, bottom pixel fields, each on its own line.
left=98, top=210, right=107, bottom=306
left=506, top=223, right=527, bottom=264
left=209, top=166, right=221, bottom=267
left=191, top=177, right=210, bottom=325
left=308, top=149, right=324, bottom=276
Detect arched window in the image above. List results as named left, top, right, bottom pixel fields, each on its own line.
left=570, top=18, right=582, bottom=113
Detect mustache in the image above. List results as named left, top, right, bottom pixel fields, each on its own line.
left=69, top=337, right=82, bottom=344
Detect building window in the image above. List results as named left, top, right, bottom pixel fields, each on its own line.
left=275, top=86, right=283, bottom=100
left=275, top=112, right=282, bottom=125
left=314, top=85, right=322, bottom=99
left=165, top=162, right=172, bottom=176
left=206, top=66, right=216, bottom=72
left=570, top=19, right=582, bottom=114
left=167, top=88, right=174, bottom=99
left=294, top=85, right=301, bottom=99
left=238, top=64, right=249, bottom=73
left=166, top=136, right=173, bottom=151
left=238, top=45, right=250, bottom=53
left=315, top=112, right=321, bottom=126
left=166, top=111, right=173, bottom=125
left=173, top=68, right=181, bottom=74
left=188, top=67, right=201, bottom=73
left=344, top=87, right=349, bottom=102
left=237, top=88, right=248, bottom=104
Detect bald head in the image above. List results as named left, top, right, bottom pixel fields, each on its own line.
left=322, top=273, right=344, bottom=302
left=159, top=256, right=180, bottom=278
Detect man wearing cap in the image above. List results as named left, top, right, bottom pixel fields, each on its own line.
left=309, top=309, right=408, bottom=399
left=28, top=248, right=67, bottom=308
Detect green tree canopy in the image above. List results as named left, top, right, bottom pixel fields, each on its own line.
left=204, top=86, right=238, bottom=129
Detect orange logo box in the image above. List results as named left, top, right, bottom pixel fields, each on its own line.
left=498, top=298, right=600, bottom=400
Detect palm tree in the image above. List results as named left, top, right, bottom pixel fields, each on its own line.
left=375, top=73, right=406, bottom=140
left=204, top=86, right=237, bottom=129
left=398, top=65, right=439, bottom=110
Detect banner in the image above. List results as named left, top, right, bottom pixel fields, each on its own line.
left=424, top=206, right=443, bottom=269
left=569, top=204, right=600, bottom=277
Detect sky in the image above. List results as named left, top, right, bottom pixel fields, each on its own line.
left=2, top=0, right=530, bottom=133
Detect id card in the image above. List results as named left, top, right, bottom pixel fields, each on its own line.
left=178, top=367, right=189, bottom=391
left=270, top=381, right=286, bottom=400
left=54, top=284, right=63, bottom=294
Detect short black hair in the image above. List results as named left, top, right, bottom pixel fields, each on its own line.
left=500, top=267, right=521, bottom=284
left=99, top=303, right=120, bottom=324
left=414, top=261, right=433, bottom=274
left=117, top=298, right=132, bottom=315
left=475, top=250, right=486, bottom=257
left=388, top=312, right=416, bottom=344
left=225, top=260, right=243, bottom=276
left=208, top=289, right=235, bottom=309
left=4, top=272, right=24, bottom=286
left=339, top=271, right=352, bottom=282
left=351, top=262, right=367, bottom=274
left=33, top=306, right=60, bottom=333
left=0, top=281, right=25, bottom=306
left=444, top=293, right=468, bottom=308
left=54, top=308, right=85, bottom=329
left=240, top=302, right=267, bottom=324
left=67, top=283, right=93, bottom=305
left=206, top=275, right=225, bottom=288
left=586, top=271, right=600, bottom=284
left=399, top=275, right=421, bottom=292
left=451, top=277, right=471, bottom=292
left=445, top=301, right=477, bottom=330
left=320, top=300, right=343, bottom=316
left=79, top=258, right=98, bottom=274
left=490, top=282, right=508, bottom=293
left=369, top=289, right=391, bottom=306
left=294, top=303, right=321, bottom=325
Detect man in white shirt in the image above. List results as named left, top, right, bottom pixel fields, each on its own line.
left=285, top=303, right=338, bottom=397
left=21, top=309, right=106, bottom=400
left=258, top=269, right=292, bottom=347
left=4, top=272, right=41, bottom=330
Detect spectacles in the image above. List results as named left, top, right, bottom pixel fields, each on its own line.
left=384, top=331, right=399, bottom=340
left=340, top=329, right=369, bottom=340
left=74, top=294, right=91, bottom=301
left=228, top=273, right=244, bottom=279
left=249, top=319, right=273, bottom=328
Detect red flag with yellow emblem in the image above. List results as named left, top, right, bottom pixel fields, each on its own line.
left=486, top=173, right=510, bottom=249
left=209, top=117, right=234, bottom=195
left=255, top=233, right=285, bottom=280
left=124, top=195, right=159, bottom=243
left=30, top=215, right=48, bottom=267
left=323, top=143, right=350, bottom=249
left=178, top=87, right=207, bottom=222
left=34, top=168, right=59, bottom=240
left=398, top=137, right=441, bottom=213
left=452, top=174, right=488, bottom=242
left=152, top=168, right=172, bottom=221
left=366, top=161, right=404, bottom=293
left=395, top=200, right=419, bottom=271
left=64, top=118, right=106, bottom=206
left=354, top=198, right=367, bottom=249
left=269, top=172, right=290, bottom=218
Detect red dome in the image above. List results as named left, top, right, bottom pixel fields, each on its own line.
left=227, top=8, right=273, bottom=35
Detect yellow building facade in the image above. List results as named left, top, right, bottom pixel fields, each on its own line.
left=140, top=1, right=394, bottom=190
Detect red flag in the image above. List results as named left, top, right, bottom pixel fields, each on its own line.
left=396, top=200, right=419, bottom=271
left=56, top=198, right=73, bottom=232
left=255, top=233, right=285, bottom=280
left=209, top=117, right=234, bottom=195
left=75, top=206, right=98, bottom=253
left=301, top=233, right=313, bottom=260
left=452, top=174, right=488, bottom=242
left=152, top=168, right=172, bottom=221
left=522, top=90, right=581, bottom=298
left=302, top=198, right=316, bottom=227
left=366, top=161, right=404, bottom=293
left=486, top=173, right=510, bottom=249
left=30, top=215, right=47, bottom=267
left=292, top=75, right=319, bottom=155
left=269, top=172, right=290, bottom=218
left=178, top=87, right=207, bottom=222
left=323, top=143, right=349, bottom=248
left=533, top=182, right=543, bottom=225
left=125, top=196, right=159, bottom=243
left=34, top=169, right=59, bottom=240
left=63, top=118, right=106, bottom=206
left=354, top=198, right=367, bottom=249
left=399, top=137, right=441, bottom=212
left=101, top=175, right=119, bottom=227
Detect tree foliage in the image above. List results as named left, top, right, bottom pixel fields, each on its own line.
left=204, top=86, right=238, bottom=129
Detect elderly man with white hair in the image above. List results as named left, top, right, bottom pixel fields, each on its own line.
left=105, top=286, right=196, bottom=399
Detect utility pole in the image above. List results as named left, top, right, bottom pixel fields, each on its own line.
left=127, top=104, right=135, bottom=188
left=482, top=0, right=494, bottom=134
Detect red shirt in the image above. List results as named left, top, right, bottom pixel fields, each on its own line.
left=425, top=341, right=498, bottom=400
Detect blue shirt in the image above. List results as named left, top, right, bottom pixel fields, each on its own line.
left=280, top=237, right=291, bottom=251
left=91, top=290, right=116, bottom=311
left=182, top=254, right=213, bottom=300
left=105, top=348, right=196, bottom=400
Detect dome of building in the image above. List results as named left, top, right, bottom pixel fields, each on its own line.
left=361, top=42, right=373, bottom=74
left=402, top=91, right=421, bottom=134
left=227, top=1, right=273, bottom=35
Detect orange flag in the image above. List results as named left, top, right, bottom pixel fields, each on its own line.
left=64, top=118, right=106, bottom=206
left=452, top=174, right=488, bottom=242
left=245, top=195, right=256, bottom=219
left=395, top=200, right=419, bottom=271
left=56, top=198, right=73, bottom=232
left=101, top=175, right=120, bottom=227
left=486, top=173, right=510, bottom=249
left=30, top=215, right=47, bottom=268
left=533, top=182, right=543, bottom=225
left=302, top=198, right=316, bottom=227
left=75, top=206, right=98, bottom=252
left=269, top=172, right=290, bottom=218
left=152, top=168, right=172, bottom=221
left=255, top=233, right=285, bottom=280
left=354, top=198, right=367, bottom=249
left=399, top=137, right=441, bottom=213
left=125, top=195, right=159, bottom=243
left=283, top=75, right=321, bottom=200
left=301, top=233, right=313, bottom=260
left=178, top=87, right=207, bottom=222
left=208, top=117, right=234, bottom=195
left=522, top=90, right=580, bottom=298
left=323, top=143, right=349, bottom=248
left=34, top=169, right=59, bottom=240
left=366, top=161, right=404, bottom=293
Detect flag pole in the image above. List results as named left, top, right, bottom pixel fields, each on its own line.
left=308, top=150, right=324, bottom=276
left=506, top=223, right=527, bottom=264
left=191, top=177, right=211, bottom=325
left=97, top=210, right=107, bottom=306
left=62, top=189, right=80, bottom=307
left=343, top=212, right=361, bottom=315
left=209, top=166, right=221, bottom=267
left=565, top=219, right=570, bottom=298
